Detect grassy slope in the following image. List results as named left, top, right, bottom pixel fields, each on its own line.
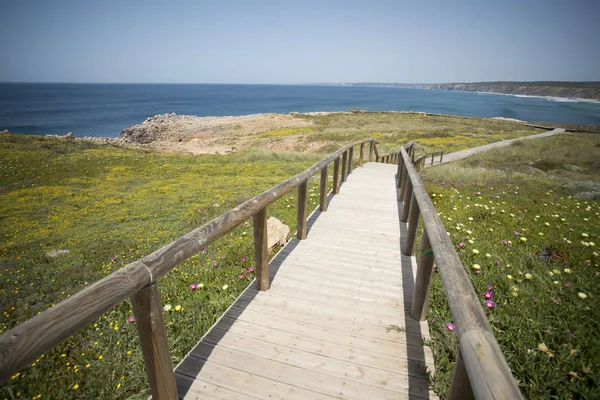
left=423, top=133, right=600, bottom=398
left=0, top=134, right=327, bottom=399
left=251, top=112, right=543, bottom=154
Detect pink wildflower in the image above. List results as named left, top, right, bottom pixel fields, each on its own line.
left=238, top=275, right=244, bottom=279
left=446, top=323, right=456, bottom=331
left=484, top=300, right=495, bottom=309
left=127, top=316, right=135, bottom=323
left=484, top=291, right=493, bottom=299
left=241, top=257, right=247, bottom=262
left=189, top=284, right=199, bottom=290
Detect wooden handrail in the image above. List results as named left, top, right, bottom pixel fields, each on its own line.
left=398, top=145, right=522, bottom=400
left=0, top=138, right=375, bottom=396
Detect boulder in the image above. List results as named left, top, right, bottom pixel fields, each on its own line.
left=267, top=217, right=290, bottom=249
left=47, top=249, right=69, bottom=258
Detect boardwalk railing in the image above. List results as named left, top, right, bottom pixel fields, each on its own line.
left=0, top=138, right=378, bottom=399
left=380, top=143, right=523, bottom=399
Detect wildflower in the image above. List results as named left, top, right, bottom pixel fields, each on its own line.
left=507, top=275, right=513, bottom=280
left=520, top=237, right=527, bottom=242
left=241, top=257, right=247, bottom=262
left=495, top=259, right=501, bottom=265
left=98, top=355, right=103, bottom=360
left=202, top=248, right=208, bottom=254
left=468, top=239, right=474, bottom=244
left=487, top=284, right=494, bottom=290
left=590, top=242, right=596, bottom=247
left=238, top=275, right=244, bottom=279
left=538, top=343, right=549, bottom=353
left=525, top=273, right=532, bottom=280
left=563, top=268, right=571, bottom=274
left=73, top=384, right=79, bottom=390
left=175, top=305, right=182, bottom=311
left=484, top=300, right=495, bottom=309
left=553, top=281, right=559, bottom=285
left=163, top=304, right=172, bottom=312
left=222, top=284, right=229, bottom=290
left=485, top=253, right=491, bottom=258
left=213, top=262, right=219, bottom=267
left=564, top=283, right=571, bottom=288
left=578, top=292, right=588, bottom=299
left=127, top=316, right=135, bottom=323
left=458, top=242, right=465, bottom=248
left=473, top=264, right=481, bottom=270
left=581, top=233, right=589, bottom=238
left=248, top=267, right=255, bottom=272
left=551, top=299, right=558, bottom=304
left=532, top=296, right=539, bottom=302
left=484, top=291, right=493, bottom=299
left=189, top=283, right=199, bottom=290
left=472, top=249, right=479, bottom=255
left=514, top=231, right=520, bottom=236
left=446, top=323, right=456, bottom=331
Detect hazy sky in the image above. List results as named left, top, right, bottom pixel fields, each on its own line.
left=1, top=0, right=599, bottom=83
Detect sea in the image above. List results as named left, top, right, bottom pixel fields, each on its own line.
left=1, top=83, right=599, bottom=138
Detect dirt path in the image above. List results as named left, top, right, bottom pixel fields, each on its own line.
left=438, top=128, right=566, bottom=164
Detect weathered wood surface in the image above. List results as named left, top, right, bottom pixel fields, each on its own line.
left=131, top=283, right=177, bottom=400
left=253, top=208, right=269, bottom=291
left=0, top=138, right=373, bottom=384
left=175, top=162, right=437, bottom=399
left=399, top=147, right=523, bottom=399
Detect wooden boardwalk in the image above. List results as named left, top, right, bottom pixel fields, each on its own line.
left=175, top=162, right=437, bottom=400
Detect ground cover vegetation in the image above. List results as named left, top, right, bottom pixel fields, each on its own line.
left=422, top=133, right=600, bottom=398
left=253, top=112, right=544, bottom=154
left=0, top=120, right=594, bottom=399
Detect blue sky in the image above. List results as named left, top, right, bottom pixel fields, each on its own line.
left=1, top=0, right=599, bottom=83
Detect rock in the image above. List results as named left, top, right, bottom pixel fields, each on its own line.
left=267, top=217, right=290, bottom=249
left=47, top=249, right=69, bottom=258
left=573, top=191, right=600, bottom=200
left=1, top=129, right=8, bottom=135
left=64, top=132, right=74, bottom=139
left=564, top=164, right=583, bottom=172
left=562, top=180, right=600, bottom=193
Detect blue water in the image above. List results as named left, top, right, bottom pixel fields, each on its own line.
left=0, top=83, right=599, bottom=138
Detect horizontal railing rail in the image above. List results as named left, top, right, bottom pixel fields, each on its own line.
left=0, top=138, right=377, bottom=399
left=397, top=145, right=522, bottom=399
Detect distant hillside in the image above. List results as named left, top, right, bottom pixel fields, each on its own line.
left=317, top=81, right=600, bottom=101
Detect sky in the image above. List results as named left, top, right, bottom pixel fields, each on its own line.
left=1, top=0, right=599, bottom=84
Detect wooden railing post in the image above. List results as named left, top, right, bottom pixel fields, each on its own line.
left=396, top=151, right=403, bottom=188
left=369, top=140, right=374, bottom=162
left=348, top=146, right=354, bottom=174
left=403, top=193, right=420, bottom=256
left=341, top=151, right=348, bottom=182
left=447, top=350, right=475, bottom=400
left=431, top=153, right=435, bottom=166
left=333, top=157, right=340, bottom=194
left=399, top=164, right=408, bottom=201
left=253, top=207, right=269, bottom=290
left=359, top=143, right=365, bottom=167
left=297, top=180, right=308, bottom=239
left=440, top=152, right=444, bottom=163
left=131, top=283, right=177, bottom=400
left=401, top=178, right=413, bottom=222
left=319, top=166, right=328, bottom=212
left=411, top=228, right=435, bottom=320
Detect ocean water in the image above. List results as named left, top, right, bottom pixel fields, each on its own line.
left=0, top=83, right=599, bottom=138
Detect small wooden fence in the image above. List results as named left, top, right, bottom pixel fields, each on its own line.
left=0, top=139, right=378, bottom=399
left=378, top=145, right=523, bottom=400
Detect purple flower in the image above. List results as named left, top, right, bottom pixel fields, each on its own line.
left=110, top=257, right=117, bottom=261
left=458, top=242, right=465, bottom=248
left=446, top=322, right=456, bottom=331
left=502, top=240, right=509, bottom=245
left=495, top=259, right=501, bottom=265
left=241, top=257, right=247, bottom=262
left=189, top=284, right=199, bottom=290
left=248, top=267, right=255, bottom=272
left=564, top=283, right=571, bottom=288
left=127, top=316, right=135, bottom=323
left=238, top=275, right=244, bottom=280
left=551, top=299, right=558, bottom=304
left=202, top=248, right=208, bottom=254
left=484, top=291, right=493, bottom=299
left=514, top=231, right=520, bottom=236
left=484, top=300, right=495, bottom=309
left=487, top=284, right=494, bottom=290
left=532, top=296, right=539, bottom=302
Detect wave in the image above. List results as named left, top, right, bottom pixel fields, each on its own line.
left=476, top=91, right=600, bottom=104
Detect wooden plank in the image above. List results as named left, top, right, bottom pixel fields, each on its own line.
left=131, top=283, right=177, bottom=400
left=177, top=359, right=336, bottom=400
left=319, top=166, right=328, bottom=212
left=297, top=180, right=308, bottom=240
left=185, top=344, right=430, bottom=400
left=192, top=332, right=432, bottom=396
left=253, top=207, right=269, bottom=291
left=175, top=373, right=261, bottom=400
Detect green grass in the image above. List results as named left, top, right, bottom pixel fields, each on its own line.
left=0, top=134, right=329, bottom=399
left=271, top=112, right=544, bottom=154
left=422, top=133, right=600, bottom=399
